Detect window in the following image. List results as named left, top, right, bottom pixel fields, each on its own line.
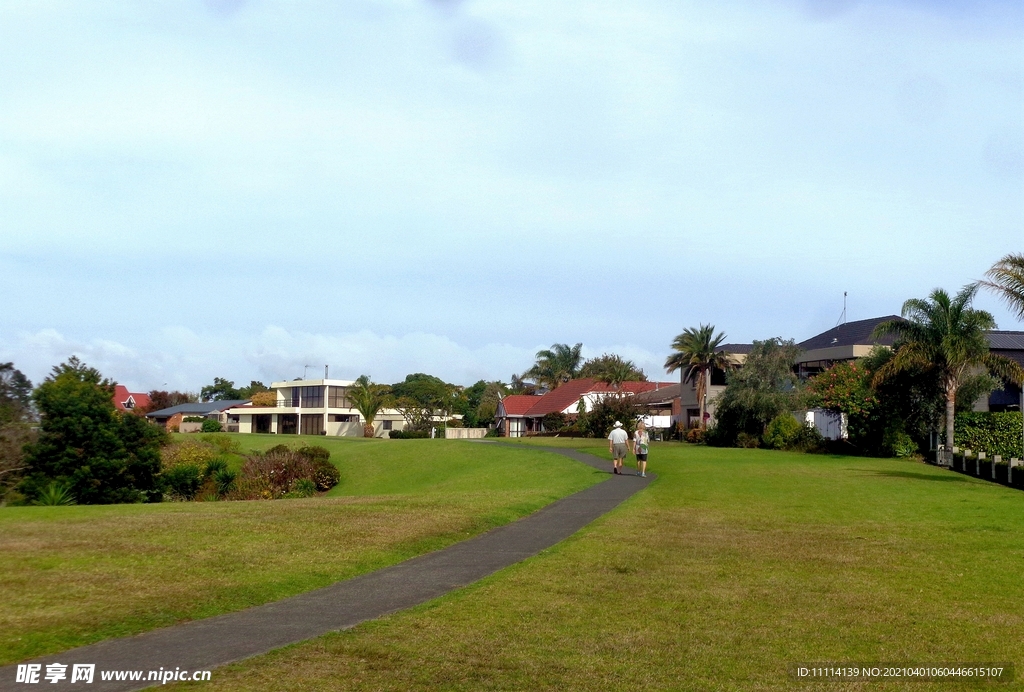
left=300, top=386, right=324, bottom=408
left=329, top=414, right=357, bottom=423
left=382, top=420, right=392, bottom=430
left=300, top=414, right=324, bottom=435
left=328, top=388, right=349, bottom=408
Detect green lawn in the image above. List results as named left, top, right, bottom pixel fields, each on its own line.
left=174, top=441, right=1024, bottom=691
left=0, top=436, right=600, bottom=665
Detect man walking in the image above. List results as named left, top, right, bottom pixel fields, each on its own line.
left=608, top=421, right=629, bottom=475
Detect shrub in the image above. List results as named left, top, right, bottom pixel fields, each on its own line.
left=229, top=448, right=338, bottom=499
left=736, top=432, right=760, bottom=449
left=266, top=444, right=292, bottom=456
left=183, top=416, right=206, bottom=423
left=163, top=464, right=202, bottom=500
left=289, top=479, right=317, bottom=498
left=389, top=430, right=430, bottom=439
left=582, top=397, right=643, bottom=438
left=201, top=419, right=223, bottom=433
left=296, top=445, right=331, bottom=465
left=541, top=412, right=568, bottom=432
left=954, top=412, right=1023, bottom=459
left=200, top=434, right=241, bottom=455
left=214, top=467, right=237, bottom=495
left=161, top=439, right=218, bottom=473
left=763, top=415, right=803, bottom=450
left=32, top=482, right=76, bottom=506
left=883, top=429, right=918, bottom=458
left=685, top=428, right=705, bottom=444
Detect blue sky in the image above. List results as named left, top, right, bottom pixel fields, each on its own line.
left=1, top=0, right=1021, bottom=390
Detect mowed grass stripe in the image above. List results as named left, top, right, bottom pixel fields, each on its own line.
left=171, top=442, right=1024, bottom=692
left=0, top=438, right=601, bottom=666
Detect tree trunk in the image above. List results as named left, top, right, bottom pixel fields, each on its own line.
left=363, top=422, right=375, bottom=438
left=945, top=387, right=956, bottom=452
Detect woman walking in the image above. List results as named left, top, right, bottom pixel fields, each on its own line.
left=633, top=421, right=650, bottom=477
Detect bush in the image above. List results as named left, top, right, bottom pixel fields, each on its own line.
left=685, top=428, right=705, bottom=444
left=32, top=482, right=76, bottom=506
left=296, top=445, right=331, bottom=465
left=763, top=415, right=803, bottom=450
left=883, top=429, right=918, bottom=458
left=200, top=434, right=241, bottom=455
left=582, top=397, right=643, bottom=438
left=249, top=391, right=277, bottom=407
left=736, top=432, right=760, bottom=449
left=161, top=439, right=219, bottom=473
left=183, top=416, right=206, bottom=423
left=229, top=448, right=338, bottom=499
left=201, top=419, right=223, bottom=433
left=213, top=467, right=237, bottom=495
left=954, top=412, right=1023, bottom=459
left=541, top=412, right=568, bottom=432
left=389, top=430, right=430, bottom=439
left=288, top=479, right=317, bottom=498
left=163, top=464, right=202, bottom=500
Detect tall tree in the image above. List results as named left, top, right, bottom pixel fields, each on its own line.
left=580, top=354, right=647, bottom=386
left=980, top=252, right=1024, bottom=321
left=347, top=375, right=391, bottom=438
left=0, top=363, right=34, bottom=500
left=200, top=377, right=242, bottom=402
left=144, top=390, right=197, bottom=413
left=525, top=343, right=583, bottom=389
left=664, top=325, right=734, bottom=429
left=22, top=357, right=164, bottom=504
left=710, top=338, right=801, bottom=442
left=872, top=285, right=1024, bottom=457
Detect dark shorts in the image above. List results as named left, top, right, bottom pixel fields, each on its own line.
left=612, top=443, right=628, bottom=459
left=636, top=453, right=648, bottom=461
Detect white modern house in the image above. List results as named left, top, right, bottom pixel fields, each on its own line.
left=222, top=379, right=408, bottom=437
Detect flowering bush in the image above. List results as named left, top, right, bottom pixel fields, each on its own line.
left=228, top=448, right=339, bottom=500
left=161, top=438, right=218, bottom=473
left=806, top=362, right=877, bottom=418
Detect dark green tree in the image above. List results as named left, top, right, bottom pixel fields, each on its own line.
left=237, top=381, right=270, bottom=399
left=710, top=338, right=801, bottom=444
left=0, top=363, right=34, bottom=500
left=200, top=377, right=243, bottom=402
left=22, top=357, right=165, bottom=504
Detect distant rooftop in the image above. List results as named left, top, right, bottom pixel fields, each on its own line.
left=716, top=343, right=754, bottom=354
left=146, top=400, right=250, bottom=418
left=798, top=315, right=901, bottom=351
left=988, top=330, right=1024, bottom=351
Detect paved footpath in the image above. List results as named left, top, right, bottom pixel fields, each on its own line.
left=1, top=445, right=650, bottom=691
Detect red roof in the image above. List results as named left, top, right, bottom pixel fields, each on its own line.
left=500, top=394, right=544, bottom=416
left=501, top=379, right=676, bottom=418
left=113, top=385, right=151, bottom=412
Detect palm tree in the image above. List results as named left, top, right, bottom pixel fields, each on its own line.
left=524, top=343, right=583, bottom=389
left=872, top=285, right=1024, bottom=459
left=980, top=253, right=1024, bottom=322
left=664, top=325, right=734, bottom=430
left=594, top=357, right=644, bottom=394
left=347, top=375, right=391, bottom=438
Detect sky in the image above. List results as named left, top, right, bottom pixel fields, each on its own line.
left=1, top=0, right=1022, bottom=391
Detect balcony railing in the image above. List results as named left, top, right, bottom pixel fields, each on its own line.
left=245, top=400, right=350, bottom=409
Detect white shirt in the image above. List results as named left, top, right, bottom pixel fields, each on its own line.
left=608, top=428, right=629, bottom=444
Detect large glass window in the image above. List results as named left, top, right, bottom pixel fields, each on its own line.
left=300, top=414, right=324, bottom=435
left=328, top=388, right=349, bottom=408
left=300, top=386, right=324, bottom=408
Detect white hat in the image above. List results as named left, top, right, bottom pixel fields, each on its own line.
left=613, top=421, right=622, bottom=428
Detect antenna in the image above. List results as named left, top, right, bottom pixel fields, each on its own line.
left=835, top=291, right=848, bottom=328
left=325, top=364, right=329, bottom=379
left=303, top=364, right=313, bottom=379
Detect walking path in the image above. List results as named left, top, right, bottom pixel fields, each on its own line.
left=1, top=445, right=651, bottom=691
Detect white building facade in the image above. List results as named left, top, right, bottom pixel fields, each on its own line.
left=224, top=379, right=407, bottom=437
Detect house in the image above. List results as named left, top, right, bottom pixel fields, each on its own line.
left=794, top=315, right=899, bottom=379
left=982, top=331, right=1024, bottom=412
left=146, top=400, right=250, bottom=432
left=671, top=343, right=753, bottom=429
left=494, top=378, right=676, bottom=437
left=221, top=379, right=417, bottom=437
left=113, top=385, right=151, bottom=413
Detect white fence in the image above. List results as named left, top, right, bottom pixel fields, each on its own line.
left=444, top=427, right=488, bottom=440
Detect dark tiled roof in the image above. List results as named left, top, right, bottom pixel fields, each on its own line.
left=798, top=315, right=901, bottom=351
left=987, top=331, right=1024, bottom=350
left=633, top=383, right=683, bottom=404
left=145, top=400, right=250, bottom=418
left=716, top=343, right=754, bottom=354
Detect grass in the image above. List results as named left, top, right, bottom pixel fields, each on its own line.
left=172, top=441, right=1024, bottom=691
left=0, top=436, right=600, bottom=665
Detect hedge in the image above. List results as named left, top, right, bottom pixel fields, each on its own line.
left=954, top=412, right=1023, bottom=459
